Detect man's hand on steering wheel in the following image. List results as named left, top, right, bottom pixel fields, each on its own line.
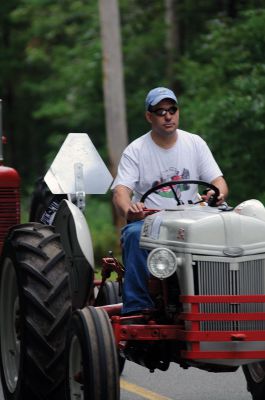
left=201, top=189, right=225, bottom=206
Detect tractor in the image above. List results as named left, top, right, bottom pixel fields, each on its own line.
left=1, top=129, right=265, bottom=400
left=65, top=176, right=265, bottom=400
left=56, top=135, right=265, bottom=400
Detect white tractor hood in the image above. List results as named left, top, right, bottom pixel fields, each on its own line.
left=140, top=205, right=265, bottom=256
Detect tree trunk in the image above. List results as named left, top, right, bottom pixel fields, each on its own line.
left=165, top=0, right=180, bottom=89
left=98, top=0, right=128, bottom=230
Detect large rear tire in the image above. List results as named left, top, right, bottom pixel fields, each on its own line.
left=0, top=223, right=71, bottom=400
left=243, top=362, right=265, bottom=400
left=66, top=306, right=120, bottom=400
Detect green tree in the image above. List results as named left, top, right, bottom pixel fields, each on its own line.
left=2, top=0, right=104, bottom=188
left=178, top=9, right=265, bottom=204
left=2, top=0, right=265, bottom=204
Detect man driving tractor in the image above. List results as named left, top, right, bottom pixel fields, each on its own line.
left=111, top=86, right=228, bottom=316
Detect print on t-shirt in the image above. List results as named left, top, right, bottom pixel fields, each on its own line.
left=152, top=168, right=190, bottom=199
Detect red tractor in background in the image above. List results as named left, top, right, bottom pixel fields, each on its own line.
left=0, top=100, right=20, bottom=252
left=0, top=101, right=71, bottom=400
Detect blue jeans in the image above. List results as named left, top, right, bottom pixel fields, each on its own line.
left=121, top=220, right=154, bottom=314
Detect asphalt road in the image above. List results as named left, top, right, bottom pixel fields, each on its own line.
left=121, top=361, right=252, bottom=400
left=0, top=362, right=252, bottom=400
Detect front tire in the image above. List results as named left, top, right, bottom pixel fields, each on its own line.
left=0, top=223, right=71, bottom=400
left=95, top=281, right=125, bottom=374
left=66, top=306, right=120, bottom=400
left=95, top=281, right=122, bottom=306
left=243, top=362, right=265, bottom=400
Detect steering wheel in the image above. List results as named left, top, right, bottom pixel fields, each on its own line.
left=140, top=179, right=220, bottom=207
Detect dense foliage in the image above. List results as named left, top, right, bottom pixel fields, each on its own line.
left=179, top=9, right=265, bottom=204
left=1, top=0, right=265, bottom=259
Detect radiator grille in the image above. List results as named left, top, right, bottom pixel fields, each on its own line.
left=193, top=256, right=265, bottom=331
left=0, top=188, right=20, bottom=252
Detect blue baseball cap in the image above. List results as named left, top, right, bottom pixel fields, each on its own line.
left=145, top=87, right=178, bottom=110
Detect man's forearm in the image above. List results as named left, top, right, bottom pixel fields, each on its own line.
left=112, top=185, right=132, bottom=219
left=211, top=176, right=228, bottom=199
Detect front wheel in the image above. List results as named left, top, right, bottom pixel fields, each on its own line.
left=95, top=280, right=122, bottom=306
left=95, top=281, right=125, bottom=374
left=66, top=306, right=120, bottom=400
left=0, top=223, right=71, bottom=400
left=243, top=362, right=265, bottom=400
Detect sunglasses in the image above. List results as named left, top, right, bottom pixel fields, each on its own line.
left=151, top=106, right=178, bottom=116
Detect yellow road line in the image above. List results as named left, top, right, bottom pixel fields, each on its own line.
left=120, top=378, right=172, bottom=400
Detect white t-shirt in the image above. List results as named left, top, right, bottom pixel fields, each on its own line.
left=111, top=130, right=222, bottom=208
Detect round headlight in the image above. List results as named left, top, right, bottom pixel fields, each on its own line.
left=147, top=248, right=178, bottom=279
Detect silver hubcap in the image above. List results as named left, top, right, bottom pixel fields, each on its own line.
left=69, top=334, right=84, bottom=400
left=0, top=258, right=20, bottom=393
